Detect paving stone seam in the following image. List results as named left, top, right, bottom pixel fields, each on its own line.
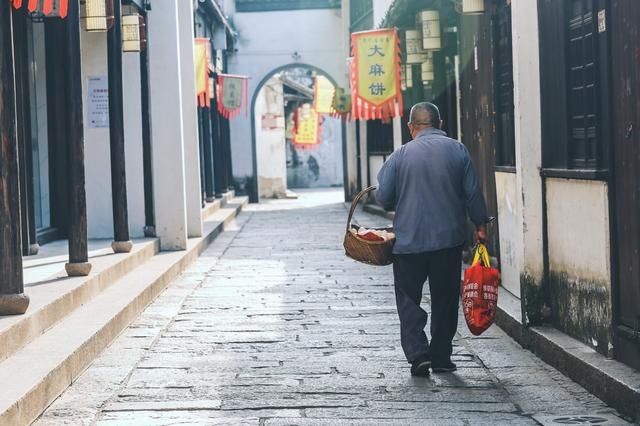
left=91, top=212, right=255, bottom=424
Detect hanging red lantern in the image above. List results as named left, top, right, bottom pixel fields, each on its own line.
left=11, top=0, right=69, bottom=18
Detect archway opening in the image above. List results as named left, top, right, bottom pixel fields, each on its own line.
left=252, top=65, right=345, bottom=201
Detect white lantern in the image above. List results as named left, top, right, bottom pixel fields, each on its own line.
left=80, top=0, right=114, bottom=32
left=405, top=30, right=429, bottom=64
left=418, top=10, right=441, bottom=51
left=462, top=0, right=485, bottom=15
left=421, top=52, right=434, bottom=82
left=122, top=14, right=146, bottom=52
left=401, top=64, right=413, bottom=91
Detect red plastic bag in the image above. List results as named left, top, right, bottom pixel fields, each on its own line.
left=462, top=244, right=500, bottom=336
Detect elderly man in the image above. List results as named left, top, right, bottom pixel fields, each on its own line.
left=376, top=102, right=489, bottom=376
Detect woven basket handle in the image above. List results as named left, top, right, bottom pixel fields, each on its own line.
left=346, top=186, right=377, bottom=232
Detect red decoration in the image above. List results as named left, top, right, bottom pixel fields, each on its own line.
left=216, top=73, right=249, bottom=120
left=12, top=0, right=69, bottom=18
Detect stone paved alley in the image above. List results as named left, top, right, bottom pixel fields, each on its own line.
left=36, top=190, right=627, bottom=425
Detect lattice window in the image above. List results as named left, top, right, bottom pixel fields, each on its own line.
left=495, top=1, right=515, bottom=167
left=566, top=0, right=600, bottom=168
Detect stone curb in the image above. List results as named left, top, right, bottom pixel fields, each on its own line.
left=363, top=203, right=640, bottom=424
left=496, top=289, right=640, bottom=424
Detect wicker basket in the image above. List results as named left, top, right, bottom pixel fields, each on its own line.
left=343, top=186, right=395, bottom=266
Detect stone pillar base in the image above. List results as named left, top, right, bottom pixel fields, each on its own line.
left=112, top=240, right=133, bottom=253
left=65, top=262, right=92, bottom=277
left=29, top=244, right=40, bottom=256
left=143, top=226, right=156, bottom=238
left=0, top=293, right=30, bottom=315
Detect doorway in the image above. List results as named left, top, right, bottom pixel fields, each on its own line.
left=251, top=65, right=345, bottom=201
left=13, top=11, right=69, bottom=252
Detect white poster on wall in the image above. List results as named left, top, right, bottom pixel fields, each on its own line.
left=87, top=75, right=109, bottom=128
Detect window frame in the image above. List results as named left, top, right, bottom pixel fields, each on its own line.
left=493, top=0, right=516, bottom=169
left=538, top=0, right=612, bottom=178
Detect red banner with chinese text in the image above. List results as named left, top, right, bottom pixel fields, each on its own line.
left=351, top=28, right=402, bottom=121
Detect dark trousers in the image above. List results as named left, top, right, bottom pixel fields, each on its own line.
left=393, top=246, right=463, bottom=364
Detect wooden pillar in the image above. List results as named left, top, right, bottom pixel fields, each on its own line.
left=139, top=40, right=155, bottom=236
left=65, top=0, right=92, bottom=276
left=201, top=108, right=216, bottom=202
left=107, top=0, right=132, bottom=253
left=13, top=11, right=39, bottom=256
left=0, top=1, right=29, bottom=315
left=210, top=99, right=225, bottom=198
left=222, top=116, right=232, bottom=191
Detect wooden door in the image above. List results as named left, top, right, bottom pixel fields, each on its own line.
left=610, top=0, right=640, bottom=370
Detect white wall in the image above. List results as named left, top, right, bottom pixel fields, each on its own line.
left=177, top=0, right=203, bottom=238
left=495, top=172, right=520, bottom=297
left=147, top=0, right=189, bottom=250
left=511, top=0, right=545, bottom=303
left=372, top=0, right=394, bottom=28
left=228, top=7, right=348, bottom=195
left=81, top=31, right=113, bottom=239
left=287, top=116, right=344, bottom=189
left=255, top=79, right=287, bottom=198
left=546, top=179, right=611, bottom=283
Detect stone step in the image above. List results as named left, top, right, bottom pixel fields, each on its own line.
left=0, top=197, right=247, bottom=426
left=0, top=239, right=159, bottom=366
left=202, top=190, right=236, bottom=220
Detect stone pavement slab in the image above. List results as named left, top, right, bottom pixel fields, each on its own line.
left=35, top=190, right=630, bottom=425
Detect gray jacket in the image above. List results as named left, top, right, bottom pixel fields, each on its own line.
left=375, top=128, right=489, bottom=254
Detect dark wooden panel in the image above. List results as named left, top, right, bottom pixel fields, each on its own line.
left=459, top=12, right=499, bottom=253
left=366, top=120, right=393, bottom=155
left=494, top=2, right=515, bottom=167
left=44, top=19, right=69, bottom=237
left=610, top=0, right=640, bottom=363
left=539, top=0, right=569, bottom=168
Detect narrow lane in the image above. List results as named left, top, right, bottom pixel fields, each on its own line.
left=37, top=190, right=623, bottom=425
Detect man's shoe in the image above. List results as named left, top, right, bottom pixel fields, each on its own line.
left=432, top=360, right=457, bottom=373
left=410, top=356, right=432, bottom=376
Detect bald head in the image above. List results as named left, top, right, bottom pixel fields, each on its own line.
left=409, top=102, right=441, bottom=128
left=408, top=102, right=442, bottom=139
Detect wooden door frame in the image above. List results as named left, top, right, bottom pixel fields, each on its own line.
left=607, top=0, right=640, bottom=369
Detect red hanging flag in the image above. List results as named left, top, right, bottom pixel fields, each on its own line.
left=216, top=73, right=249, bottom=120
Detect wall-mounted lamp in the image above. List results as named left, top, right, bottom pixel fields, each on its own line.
left=401, top=64, right=413, bottom=91
left=405, top=30, right=428, bottom=64
left=421, top=52, right=434, bottom=83
left=418, top=10, right=441, bottom=51
left=80, top=0, right=114, bottom=32
left=462, top=0, right=485, bottom=15
left=122, top=13, right=146, bottom=52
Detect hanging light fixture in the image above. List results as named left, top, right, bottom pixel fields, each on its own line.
left=421, top=52, right=434, bottom=83
left=401, top=64, right=413, bottom=91
left=462, top=0, right=486, bottom=15
left=405, top=30, right=429, bottom=64
left=80, top=0, right=114, bottom=32
left=122, top=12, right=146, bottom=52
left=418, top=10, right=441, bottom=51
